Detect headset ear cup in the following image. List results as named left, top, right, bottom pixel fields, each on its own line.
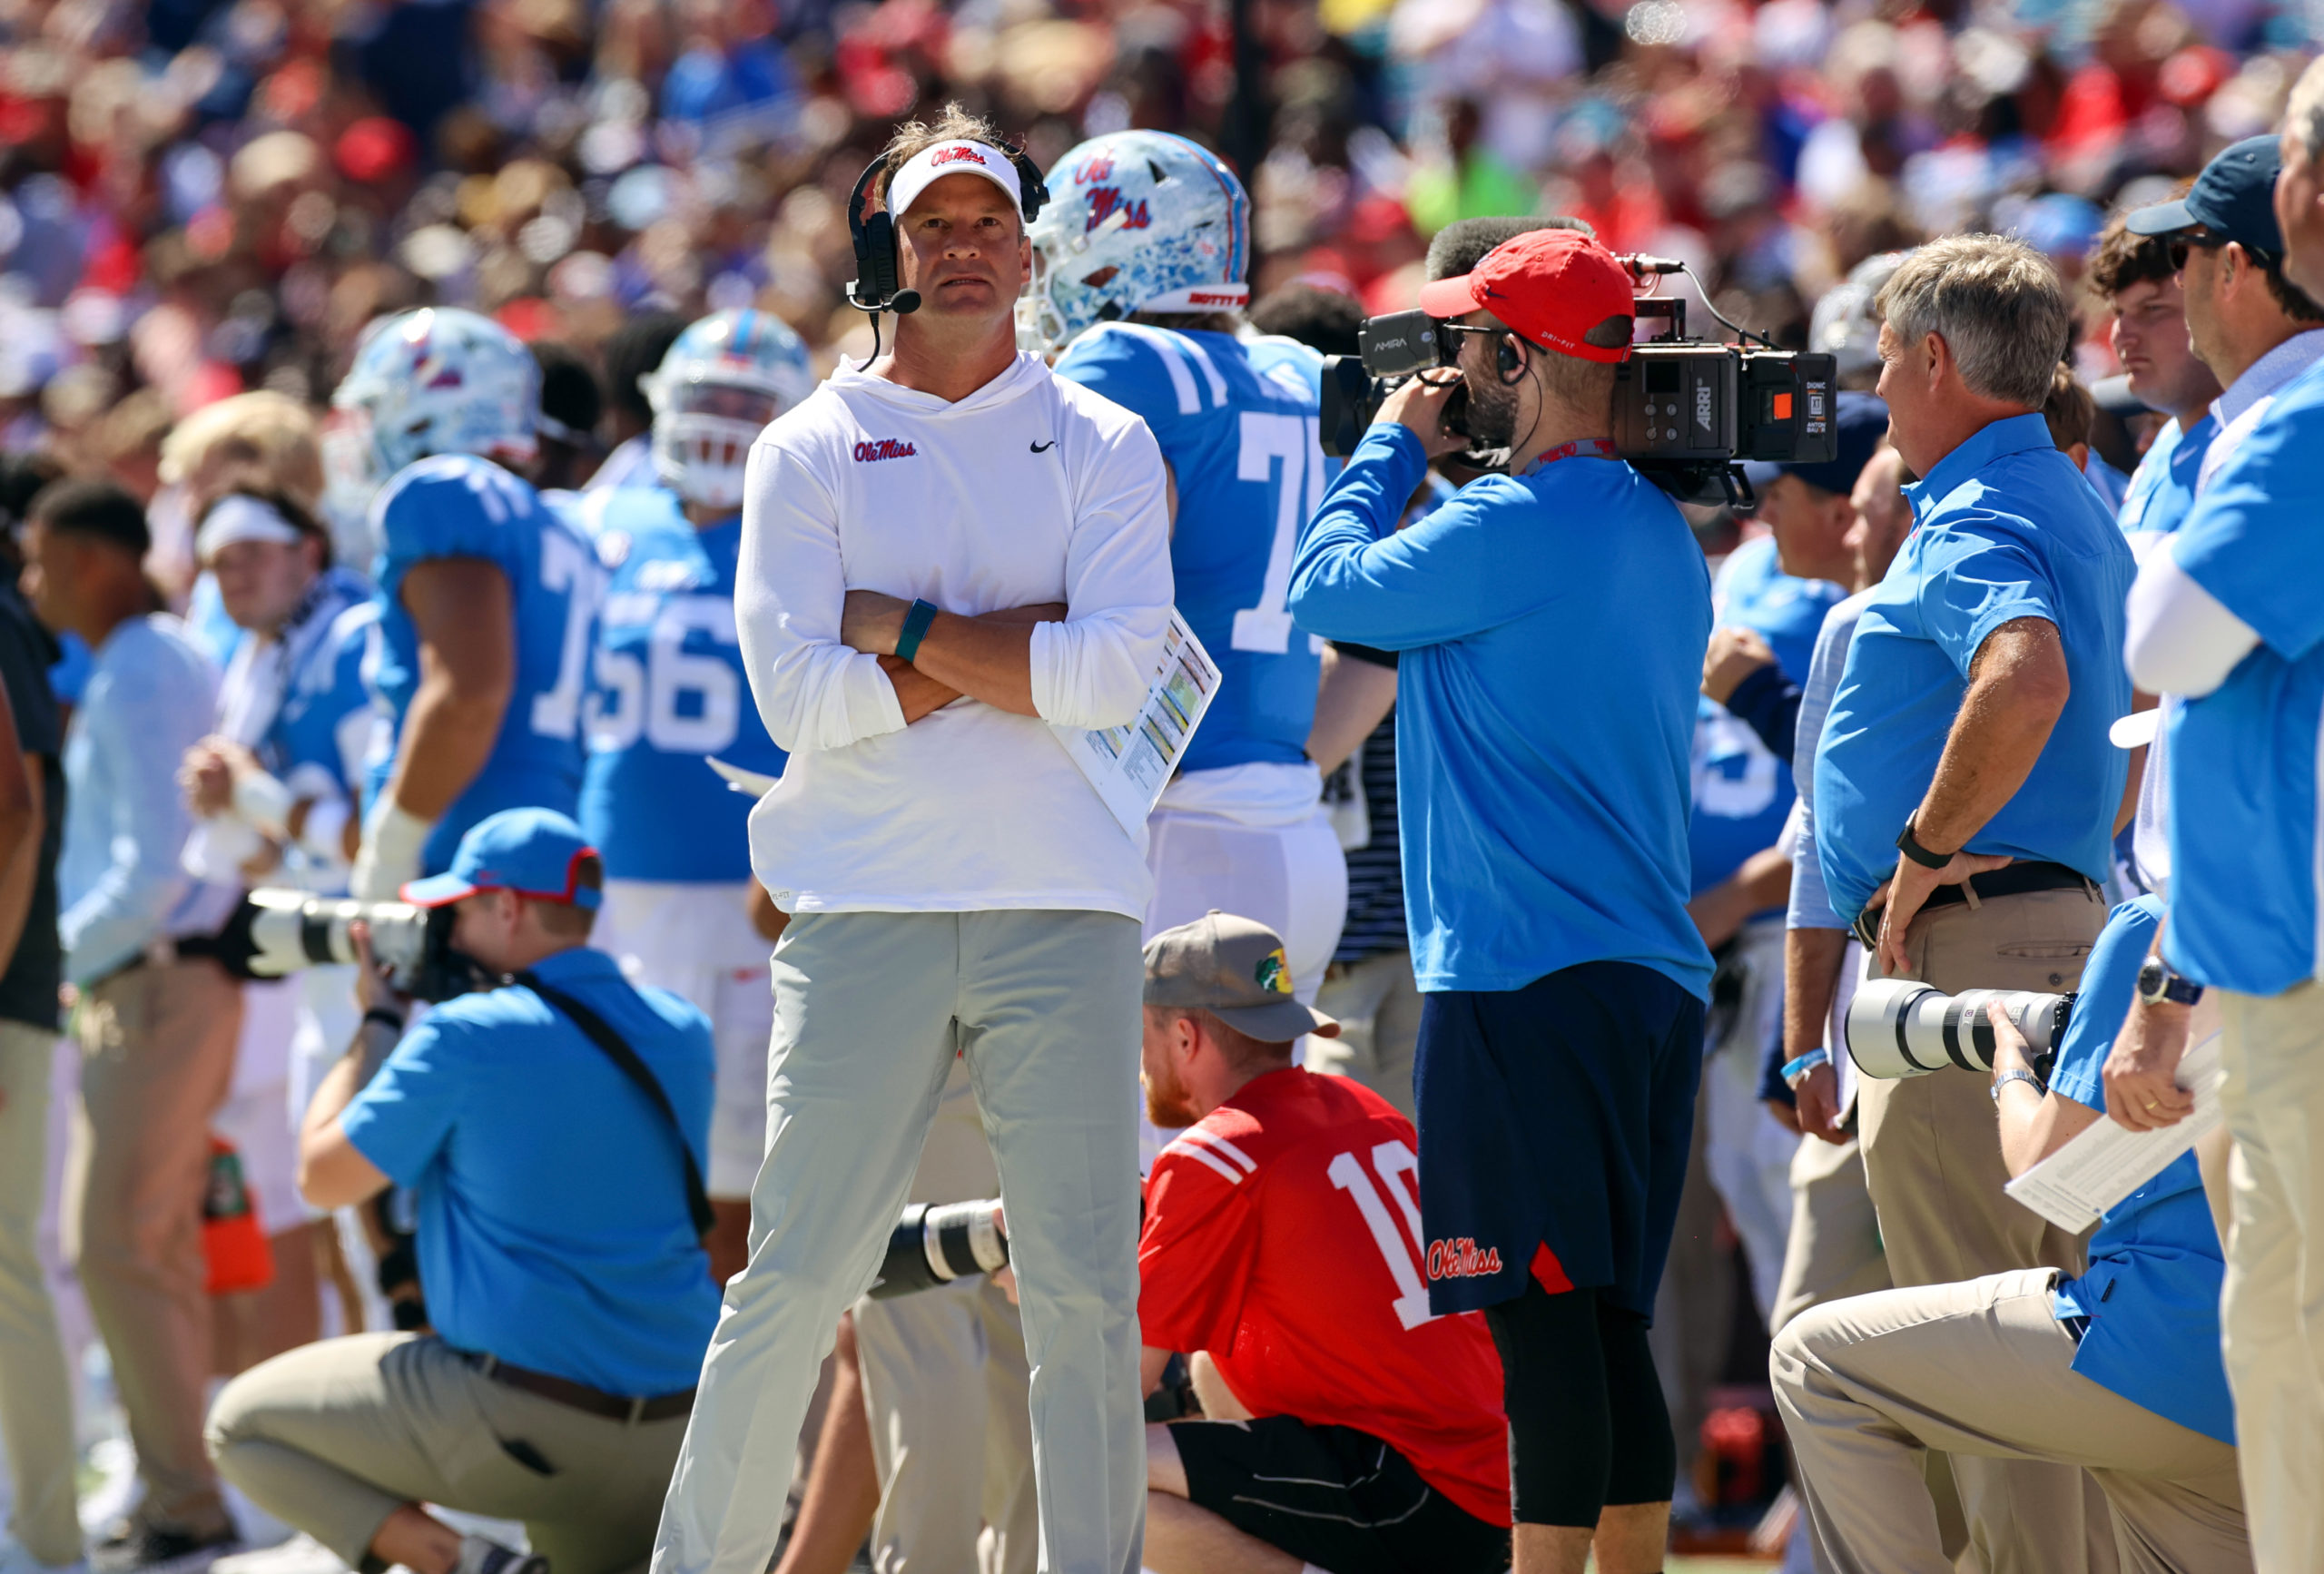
left=864, top=212, right=897, bottom=300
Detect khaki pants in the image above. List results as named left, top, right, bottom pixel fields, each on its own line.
left=2215, top=980, right=2324, bottom=1574
left=1769, top=1135, right=1886, bottom=1335
left=1306, top=949, right=1422, bottom=1122
left=854, top=1278, right=1035, bottom=1574
left=1773, top=1267, right=2249, bottom=1574
left=208, top=1333, right=687, bottom=1574
left=653, top=910, right=1147, bottom=1574
left=61, top=958, right=242, bottom=1530
left=1856, top=884, right=2106, bottom=1573
left=0, top=1019, right=77, bottom=1563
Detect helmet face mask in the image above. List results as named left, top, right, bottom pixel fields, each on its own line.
left=645, top=310, right=814, bottom=512
left=1024, top=132, right=1252, bottom=357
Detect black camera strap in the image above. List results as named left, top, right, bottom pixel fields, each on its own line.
left=515, top=971, right=716, bottom=1243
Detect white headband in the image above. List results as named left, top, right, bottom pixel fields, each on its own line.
left=887, top=141, right=1022, bottom=222
left=196, top=494, right=306, bottom=561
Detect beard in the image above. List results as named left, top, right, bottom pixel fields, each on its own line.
left=1460, top=372, right=1520, bottom=450
left=1142, top=1065, right=1200, bottom=1129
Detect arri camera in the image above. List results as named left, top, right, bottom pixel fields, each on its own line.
left=215, top=889, right=487, bottom=1003
left=1844, top=978, right=2075, bottom=1084
left=1318, top=258, right=1838, bottom=508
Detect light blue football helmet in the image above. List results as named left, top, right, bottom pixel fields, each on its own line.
left=1022, top=131, right=1253, bottom=357
left=643, top=309, right=816, bottom=509
left=326, top=307, right=539, bottom=500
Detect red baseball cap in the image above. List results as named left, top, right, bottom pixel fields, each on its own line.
left=1416, top=229, right=1637, bottom=364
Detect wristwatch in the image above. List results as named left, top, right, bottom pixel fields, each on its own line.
left=1896, top=819, right=1955, bottom=871
left=2137, top=954, right=2205, bottom=1008
left=1991, top=1067, right=2043, bottom=1104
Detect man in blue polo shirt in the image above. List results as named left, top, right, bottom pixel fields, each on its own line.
left=1290, top=227, right=1711, bottom=1574
left=1773, top=894, right=2249, bottom=1571
left=1814, top=232, right=2133, bottom=1566
left=2112, top=66, right=2324, bottom=1569
left=205, top=808, right=718, bottom=1574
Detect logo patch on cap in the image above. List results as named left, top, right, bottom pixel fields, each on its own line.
left=1256, top=948, right=1290, bottom=995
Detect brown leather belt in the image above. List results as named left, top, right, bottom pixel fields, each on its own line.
left=465, top=1351, right=694, bottom=1423
left=1851, top=861, right=2096, bottom=949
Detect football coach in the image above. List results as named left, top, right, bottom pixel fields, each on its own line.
left=1287, top=228, right=1714, bottom=1574
left=650, top=106, right=1175, bottom=1574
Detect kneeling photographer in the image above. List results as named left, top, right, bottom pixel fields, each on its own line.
left=206, top=808, right=720, bottom=1574
left=1772, top=893, right=2250, bottom=1572
left=1287, top=228, right=1716, bottom=1568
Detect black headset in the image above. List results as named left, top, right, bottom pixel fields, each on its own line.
left=845, top=143, right=1052, bottom=319
left=1497, top=334, right=1524, bottom=380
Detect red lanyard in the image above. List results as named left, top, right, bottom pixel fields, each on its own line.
left=1521, top=438, right=1617, bottom=475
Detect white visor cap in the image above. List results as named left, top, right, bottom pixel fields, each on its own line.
left=887, top=141, right=1022, bottom=222
left=196, top=494, right=307, bottom=561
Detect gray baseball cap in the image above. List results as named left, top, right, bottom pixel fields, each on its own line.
left=1142, top=910, right=1341, bottom=1043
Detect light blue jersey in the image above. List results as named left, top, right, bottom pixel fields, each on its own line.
left=576, top=487, right=785, bottom=883
left=367, top=454, right=596, bottom=874
left=1689, top=536, right=1844, bottom=895
left=2116, top=413, right=2216, bottom=540
left=1052, top=325, right=1329, bottom=774
left=2163, top=361, right=2324, bottom=997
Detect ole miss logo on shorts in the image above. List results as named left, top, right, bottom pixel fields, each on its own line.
left=931, top=145, right=989, bottom=167
left=1425, top=1236, right=1503, bottom=1281
left=853, top=438, right=918, bottom=462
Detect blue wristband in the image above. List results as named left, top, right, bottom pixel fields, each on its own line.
left=894, top=599, right=940, bottom=664
left=1781, top=1048, right=1832, bottom=1087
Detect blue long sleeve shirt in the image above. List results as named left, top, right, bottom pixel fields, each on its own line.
left=60, top=615, right=240, bottom=984
left=1287, top=425, right=1713, bottom=999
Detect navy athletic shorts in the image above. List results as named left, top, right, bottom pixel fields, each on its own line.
left=1414, top=959, right=1705, bottom=1318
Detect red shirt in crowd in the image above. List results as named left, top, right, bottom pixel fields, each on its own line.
left=1137, top=1067, right=1512, bottom=1527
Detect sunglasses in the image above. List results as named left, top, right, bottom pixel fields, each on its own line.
left=2165, top=232, right=2270, bottom=271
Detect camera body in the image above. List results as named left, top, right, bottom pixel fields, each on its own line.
left=217, top=889, right=487, bottom=1003
left=1844, top=977, right=2074, bottom=1084
left=1318, top=285, right=1838, bottom=509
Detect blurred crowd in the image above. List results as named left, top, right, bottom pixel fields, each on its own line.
left=2, top=0, right=2322, bottom=476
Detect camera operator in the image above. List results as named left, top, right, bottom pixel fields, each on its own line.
left=1811, top=233, right=2134, bottom=1567
left=653, top=105, right=1172, bottom=1574
left=1137, top=912, right=1511, bottom=1574
left=1773, top=893, right=2250, bottom=1572
left=1288, top=228, right=1713, bottom=1573
left=205, top=808, right=719, bottom=1574
left=2112, top=60, right=2324, bottom=1570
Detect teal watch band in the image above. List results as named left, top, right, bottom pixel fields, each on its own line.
left=895, top=599, right=940, bottom=664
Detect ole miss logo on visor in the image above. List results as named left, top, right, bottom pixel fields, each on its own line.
left=931, top=145, right=990, bottom=167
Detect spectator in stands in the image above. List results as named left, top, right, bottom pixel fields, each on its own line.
left=27, top=479, right=245, bottom=1567
left=1138, top=912, right=1512, bottom=1574
left=1814, top=233, right=2134, bottom=1565
left=0, top=500, right=69, bottom=1569
left=1774, top=895, right=2249, bottom=1570
left=207, top=809, right=719, bottom=1574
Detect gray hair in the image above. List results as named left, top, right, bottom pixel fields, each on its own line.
left=2289, top=55, right=2324, bottom=164
left=1874, top=234, right=2071, bottom=409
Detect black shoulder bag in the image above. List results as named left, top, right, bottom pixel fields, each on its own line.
left=516, top=970, right=717, bottom=1243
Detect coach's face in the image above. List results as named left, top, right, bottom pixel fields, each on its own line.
left=897, top=172, right=1030, bottom=328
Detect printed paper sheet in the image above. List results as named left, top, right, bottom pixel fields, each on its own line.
left=1054, top=610, right=1220, bottom=837
left=2004, top=1033, right=2225, bottom=1234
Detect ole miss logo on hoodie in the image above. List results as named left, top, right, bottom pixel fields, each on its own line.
left=853, top=438, right=918, bottom=462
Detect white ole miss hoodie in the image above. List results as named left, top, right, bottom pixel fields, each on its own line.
left=735, top=350, right=1174, bottom=916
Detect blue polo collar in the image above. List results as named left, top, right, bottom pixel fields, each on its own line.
left=523, top=946, right=625, bottom=988
left=1903, top=412, right=2056, bottom=523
